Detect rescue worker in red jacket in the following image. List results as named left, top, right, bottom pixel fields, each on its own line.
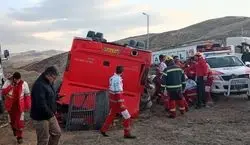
left=101, top=66, right=136, bottom=139
left=2, top=72, right=31, bottom=144
left=161, top=56, right=186, bottom=118
left=194, top=52, right=209, bottom=109
left=184, top=57, right=196, bottom=80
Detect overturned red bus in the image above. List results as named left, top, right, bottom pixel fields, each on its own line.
left=57, top=32, right=152, bottom=129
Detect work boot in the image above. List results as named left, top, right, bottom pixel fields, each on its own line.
left=195, top=105, right=201, bottom=109
left=100, top=131, right=109, bottom=137
left=124, top=134, right=136, bottom=139
left=17, top=137, right=23, bottom=144
left=168, top=115, right=175, bottom=119
left=156, top=98, right=160, bottom=104
left=12, top=128, right=16, bottom=136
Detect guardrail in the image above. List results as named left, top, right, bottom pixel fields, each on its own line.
left=224, top=78, right=250, bottom=96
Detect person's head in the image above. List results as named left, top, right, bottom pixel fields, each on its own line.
left=165, top=56, right=174, bottom=66
left=173, top=56, right=180, bottom=63
left=194, top=52, right=202, bottom=61
left=246, top=48, right=250, bottom=53
left=44, top=66, right=59, bottom=84
left=173, top=56, right=179, bottom=60
left=189, top=57, right=195, bottom=63
left=159, top=54, right=165, bottom=62
left=116, top=66, right=124, bottom=75
left=12, top=72, right=21, bottom=84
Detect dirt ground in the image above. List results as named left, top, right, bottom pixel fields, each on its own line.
left=1, top=96, right=250, bottom=145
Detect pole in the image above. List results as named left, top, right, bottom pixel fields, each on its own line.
left=147, top=15, right=149, bottom=50
left=143, top=12, right=150, bottom=50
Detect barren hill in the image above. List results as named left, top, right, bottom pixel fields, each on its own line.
left=5, top=49, right=65, bottom=68
left=22, top=16, right=250, bottom=73
left=116, top=16, right=250, bottom=50
left=22, top=52, right=69, bottom=75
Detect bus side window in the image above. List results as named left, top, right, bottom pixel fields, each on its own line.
left=103, top=61, right=110, bottom=66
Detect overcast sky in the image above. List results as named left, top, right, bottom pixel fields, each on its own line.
left=0, top=0, right=250, bottom=53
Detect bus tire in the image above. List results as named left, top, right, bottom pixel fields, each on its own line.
left=95, top=91, right=109, bottom=130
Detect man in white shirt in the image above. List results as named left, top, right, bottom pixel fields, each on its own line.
left=153, top=54, right=167, bottom=103
left=100, top=66, right=136, bottom=139
left=158, top=54, right=167, bottom=72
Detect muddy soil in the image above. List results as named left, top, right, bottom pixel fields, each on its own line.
left=1, top=96, right=250, bottom=145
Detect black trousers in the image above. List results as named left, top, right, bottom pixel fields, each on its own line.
left=168, top=90, right=183, bottom=100
left=196, top=76, right=206, bottom=107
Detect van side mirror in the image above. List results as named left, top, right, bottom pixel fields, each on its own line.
left=3, top=50, right=10, bottom=58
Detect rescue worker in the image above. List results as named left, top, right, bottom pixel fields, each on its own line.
left=161, top=56, right=186, bottom=118
left=205, top=70, right=214, bottom=106
left=100, top=66, right=136, bottom=139
left=2, top=72, right=31, bottom=144
left=173, top=56, right=185, bottom=69
left=194, top=52, right=209, bottom=109
left=184, top=57, right=196, bottom=80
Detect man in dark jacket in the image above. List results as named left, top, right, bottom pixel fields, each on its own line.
left=161, top=56, right=186, bottom=118
left=30, top=66, right=61, bottom=145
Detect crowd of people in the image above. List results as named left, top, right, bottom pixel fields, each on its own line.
left=100, top=52, right=215, bottom=138
left=153, top=52, right=214, bottom=118
left=0, top=52, right=215, bottom=144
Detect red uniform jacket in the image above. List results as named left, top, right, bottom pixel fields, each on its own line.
left=195, top=57, right=209, bottom=77
left=2, top=80, right=31, bottom=112
left=185, top=63, right=196, bottom=79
